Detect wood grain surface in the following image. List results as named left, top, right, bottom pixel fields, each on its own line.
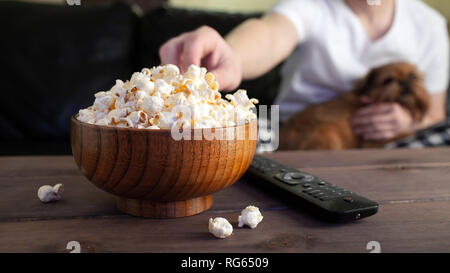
left=1, top=148, right=450, bottom=252
left=70, top=116, right=257, bottom=218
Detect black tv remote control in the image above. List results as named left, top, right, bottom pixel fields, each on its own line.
left=244, top=155, right=379, bottom=222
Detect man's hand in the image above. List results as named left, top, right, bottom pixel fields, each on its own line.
left=350, top=102, right=414, bottom=141
left=159, top=13, right=298, bottom=92
left=159, top=26, right=242, bottom=91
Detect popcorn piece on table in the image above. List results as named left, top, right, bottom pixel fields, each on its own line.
left=238, top=205, right=263, bottom=229
left=208, top=217, right=233, bottom=239
left=37, top=183, right=64, bottom=203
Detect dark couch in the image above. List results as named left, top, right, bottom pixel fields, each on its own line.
left=0, top=1, right=448, bottom=155
left=0, top=1, right=282, bottom=155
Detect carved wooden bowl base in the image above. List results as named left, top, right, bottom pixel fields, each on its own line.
left=116, top=195, right=213, bottom=218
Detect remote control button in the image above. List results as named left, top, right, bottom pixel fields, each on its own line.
left=318, top=181, right=326, bottom=185
left=282, top=173, right=294, bottom=180
left=289, top=172, right=304, bottom=179
left=283, top=172, right=303, bottom=179
left=309, top=189, right=321, bottom=195
left=302, top=175, right=315, bottom=182
left=302, top=183, right=312, bottom=188
left=314, top=192, right=325, bottom=198
left=319, top=195, right=333, bottom=201
left=343, top=196, right=354, bottom=203
left=285, top=172, right=315, bottom=182
left=274, top=173, right=303, bottom=185
left=303, top=188, right=314, bottom=193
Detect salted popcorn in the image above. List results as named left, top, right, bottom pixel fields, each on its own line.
left=77, top=64, right=258, bottom=129
left=208, top=217, right=233, bottom=239
left=37, top=183, right=64, bottom=203
left=238, top=205, right=263, bottom=229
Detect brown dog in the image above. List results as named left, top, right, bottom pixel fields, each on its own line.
left=278, top=62, right=430, bottom=150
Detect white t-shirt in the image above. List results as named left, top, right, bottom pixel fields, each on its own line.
left=271, top=0, right=449, bottom=122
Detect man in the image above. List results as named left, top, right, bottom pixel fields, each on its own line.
left=159, top=0, right=448, bottom=142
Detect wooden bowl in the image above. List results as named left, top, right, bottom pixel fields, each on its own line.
left=70, top=115, right=257, bottom=218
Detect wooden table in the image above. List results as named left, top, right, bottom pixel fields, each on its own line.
left=1, top=148, right=450, bottom=253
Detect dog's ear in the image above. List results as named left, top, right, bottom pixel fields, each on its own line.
left=410, top=86, right=430, bottom=122
left=353, top=70, right=376, bottom=96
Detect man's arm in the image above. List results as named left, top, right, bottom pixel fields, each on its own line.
left=159, top=13, right=298, bottom=91
left=225, top=13, right=298, bottom=80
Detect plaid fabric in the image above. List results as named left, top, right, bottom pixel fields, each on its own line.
left=384, top=119, right=450, bottom=149
left=256, top=117, right=450, bottom=152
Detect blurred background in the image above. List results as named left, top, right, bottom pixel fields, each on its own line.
left=24, top=0, right=450, bottom=16
left=1, top=0, right=449, bottom=155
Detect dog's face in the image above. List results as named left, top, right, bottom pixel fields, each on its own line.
left=355, top=62, right=430, bottom=122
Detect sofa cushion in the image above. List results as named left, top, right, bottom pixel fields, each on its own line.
left=0, top=1, right=138, bottom=149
